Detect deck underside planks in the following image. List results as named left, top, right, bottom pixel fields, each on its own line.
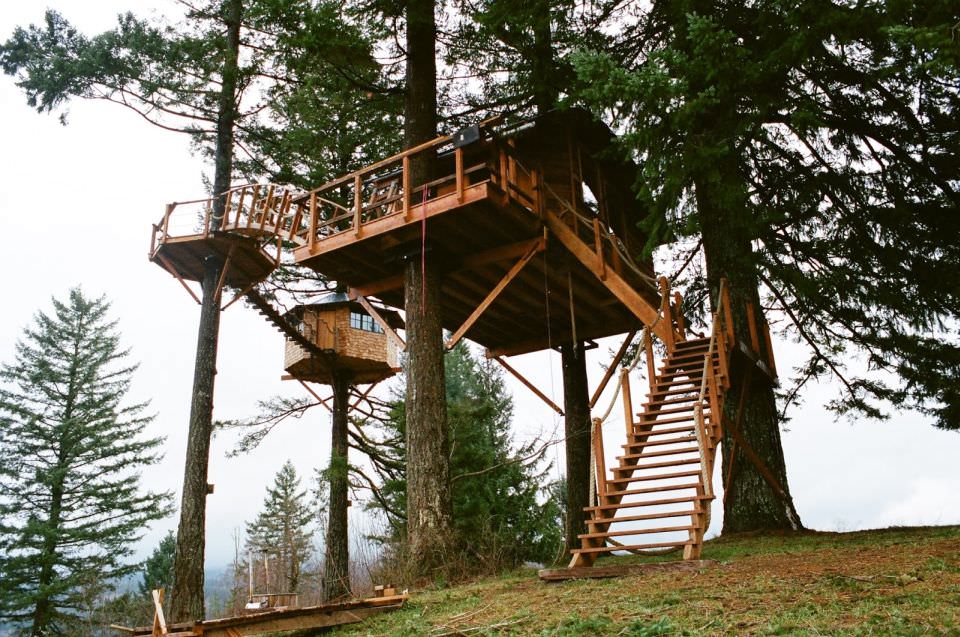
left=292, top=182, right=659, bottom=356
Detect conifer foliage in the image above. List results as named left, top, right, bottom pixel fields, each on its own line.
left=245, top=461, right=314, bottom=594
left=0, top=288, right=172, bottom=636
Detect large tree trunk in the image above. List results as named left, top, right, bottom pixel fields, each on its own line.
left=322, top=373, right=351, bottom=601
left=531, top=0, right=556, bottom=115
left=561, top=342, right=591, bottom=553
left=696, top=159, right=803, bottom=534
left=403, top=260, right=454, bottom=565
left=170, top=0, right=241, bottom=621
left=403, top=0, right=453, bottom=567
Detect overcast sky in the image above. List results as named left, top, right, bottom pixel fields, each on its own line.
left=1, top=1, right=957, bottom=570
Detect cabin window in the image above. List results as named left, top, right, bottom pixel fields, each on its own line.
left=349, top=311, right=383, bottom=334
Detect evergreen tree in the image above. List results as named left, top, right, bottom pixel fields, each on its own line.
left=366, top=343, right=562, bottom=568
left=245, top=461, right=314, bottom=594
left=571, top=0, right=959, bottom=531
left=139, top=531, right=176, bottom=597
left=0, top=288, right=172, bottom=636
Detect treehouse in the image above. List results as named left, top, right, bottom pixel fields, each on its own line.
left=288, top=108, right=672, bottom=355
left=282, top=293, right=402, bottom=385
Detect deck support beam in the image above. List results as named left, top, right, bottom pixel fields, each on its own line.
left=492, top=356, right=564, bottom=415
left=445, top=238, right=544, bottom=350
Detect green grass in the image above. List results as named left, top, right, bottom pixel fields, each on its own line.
left=326, top=526, right=960, bottom=636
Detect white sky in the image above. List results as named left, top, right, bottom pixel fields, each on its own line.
left=0, top=1, right=957, bottom=570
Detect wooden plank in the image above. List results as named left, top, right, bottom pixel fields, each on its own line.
left=539, top=559, right=716, bottom=582
left=621, top=369, right=634, bottom=442
left=402, top=156, right=411, bottom=220
left=151, top=589, right=167, bottom=637
left=445, top=239, right=543, bottom=349
left=589, top=330, right=636, bottom=408
left=543, top=209, right=668, bottom=343
left=354, top=175, right=363, bottom=238
left=455, top=147, right=464, bottom=202
left=153, top=253, right=202, bottom=305
left=350, top=291, right=406, bottom=352
left=493, top=356, right=563, bottom=415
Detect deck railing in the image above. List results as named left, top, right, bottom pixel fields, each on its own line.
left=292, top=119, right=502, bottom=248
left=150, top=183, right=309, bottom=258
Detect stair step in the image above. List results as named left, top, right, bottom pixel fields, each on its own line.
left=623, top=435, right=697, bottom=449
left=656, top=369, right=706, bottom=382
left=649, top=386, right=700, bottom=398
left=602, top=483, right=702, bottom=499
left=642, top=394, right=700, bottom=408
left=624, top=426, right=696, bottom=446
left=586, top=507, right=703, bottom=525
left=572, top=540, right=695, bottom=555
left=586, top=494, right=713, bottom=512
left=636, top=413, right=699, bottom=426
left=662, top=352, right=718, bottom=369
left=636, top=404, right=697, bottom=418
left=609, top=458, right=701, bottom=478
left=578, top=525, right=696, bottom=540
left=673, top=338, right=711, bottom=350
left=600, top=469, right=701, bottom=484
left=616, top=445, right=701, bottom=461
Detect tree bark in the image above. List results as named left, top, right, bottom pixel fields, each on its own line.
left=404, top=0, right=438, bottom=185
left=404, top=259, right=454, bottom=565
left=531, top=1, right=556, bottom=115
left=322, top=373, right=351, bottom=601
left=561, top=342, right=591, bottom=553
left=170, top=0, right=241, bottom=622
left=696, top=159, right=803, bottom=534
left=403, top=0, right=453, bottom=567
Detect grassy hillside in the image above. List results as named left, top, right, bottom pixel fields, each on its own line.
left=331, top=526, right=960, bottom=636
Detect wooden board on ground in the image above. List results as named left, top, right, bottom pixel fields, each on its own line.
left=112, top=594, right=408, bottom=637
left=538, top=560, right=716, bottom=582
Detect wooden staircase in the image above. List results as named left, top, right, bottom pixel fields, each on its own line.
left=570, top=285, right=736, bottom=567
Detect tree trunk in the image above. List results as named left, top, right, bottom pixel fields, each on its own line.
left=322, top=373, right=351, bottom=601
left=404, top=0, right=438, bottom=184
left=404, top=259, right=454, bottom=565
left=531, top=1, right=556, bottom=115
left=403, top=0, right=453, bottom=568
left=696, top=160, right=803, bottom=534
left=170, top=0, right=241, bottom=621
left=561, top=342, right=591, bottom=553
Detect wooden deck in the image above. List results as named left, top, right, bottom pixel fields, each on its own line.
left=113, top=594, right=407, bottom=637
left=289, top=127, right=665, bottom=356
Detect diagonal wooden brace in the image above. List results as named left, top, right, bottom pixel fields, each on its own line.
left=348, top=290, right=406, bottom=351
left=445, top=237, right=544, bottom=350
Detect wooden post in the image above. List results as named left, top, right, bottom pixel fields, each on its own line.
left=659, top=276, right=675, bottom=352
left=223, top=188, right=234, bottom=228
left=455, top=147, right=464, bottom=203
left=151, top=589, right=168, bottom=637
left=203, top=200, right=212, bottom=238
left=162, top=203, right=174, bottom=240
left=354, top=175, right=363, bottom=238
left=150, top=223, right=158, bottom=258
left=762, top=318, right=778, bottom=377
left=402, top=156, right=411, bottom=220
left=308, top=193, right=318, bottom=251
left=234, top=186, right=247, bottom=228
left=620, top=368, right=633, bottom=443
left=673, top=291, right=686, bottom=341
left=498, top=146, right=508, bottom=193
left=644, top=330, right=656, bottom=399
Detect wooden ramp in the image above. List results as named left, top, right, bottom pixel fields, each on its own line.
left=113, top=594, right=407, bottom=637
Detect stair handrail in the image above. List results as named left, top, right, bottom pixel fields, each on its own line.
left=691, top=278, right=733, bottom=500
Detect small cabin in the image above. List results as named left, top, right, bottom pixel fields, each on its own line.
left=283, top=293, right=402, bottom=385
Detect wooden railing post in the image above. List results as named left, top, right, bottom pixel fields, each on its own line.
left=308, top=192, right=318, bottom=251
left=162, top=203, right=174, bottom=241
left=593, top=218, right=607, bottom=281
left=673, top=291, right=686, bottom=341
left=455, top=147, right=464, bottom=203
left=402, top=156, right=411, bottom=220
left=203, top=199, right=212, bottom=237
left=354, top=174, right=363, bottom=238
left=644, top=329, right=656, bottom=398
left=659, top=276, right=675, bottom=352
left=620, top=368, right=634, bottom=442
left=235, top=186, right=248, bottom=227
